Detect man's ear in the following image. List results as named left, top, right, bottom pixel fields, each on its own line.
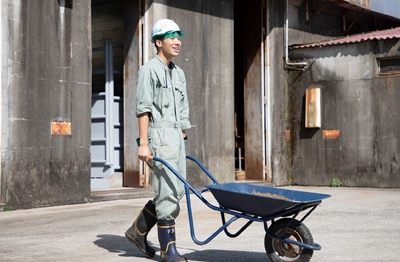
left=155, top=39, right=163, bottom=48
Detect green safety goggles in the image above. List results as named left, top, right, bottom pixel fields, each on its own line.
left=161, top=31, right=184, bottom=40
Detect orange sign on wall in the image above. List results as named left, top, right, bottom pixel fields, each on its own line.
left=323, top=129, right=340, bottom=139
left=51, top=121, right=71, bottom=135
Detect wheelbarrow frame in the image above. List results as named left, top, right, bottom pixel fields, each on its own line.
left=151, top=155, right=326, bottom=251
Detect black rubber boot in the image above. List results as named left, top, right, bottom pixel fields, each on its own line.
left=125, top=200, right=157, bottom=257
left=158, top=220, right=187, bottom=262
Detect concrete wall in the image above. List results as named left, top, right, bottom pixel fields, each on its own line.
left=153, top=0, right=235, bottom=187
left=1, top=0, right=92, bottom=209
left=288, top=39, right=400, bottom=187
left=124, top=0, right=235, bottom=188
left=268, top=0, right=400, bottom=186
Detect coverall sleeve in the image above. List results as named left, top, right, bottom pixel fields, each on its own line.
left=136, top=66, right=154, bottom=117
left=179, top=72, right=191, bottom=130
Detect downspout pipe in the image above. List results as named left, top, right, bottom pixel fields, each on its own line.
left=266, top=0, right=272, bottom=183
left=285, top=0, right=308, bottom=69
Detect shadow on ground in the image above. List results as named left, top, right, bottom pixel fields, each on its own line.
left=94, top=234, right=270, bottom=262
left=94, top=234, right=159, bottom=260
left=183, top=249, right=270, bottom=262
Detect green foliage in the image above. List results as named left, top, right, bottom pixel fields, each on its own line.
left=3, top=206, right=11, bottom=212
left=330, top=178, right=342, bottom=187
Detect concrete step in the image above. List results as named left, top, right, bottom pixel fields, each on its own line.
left=237, top=180, right=275, bottom=187
left=90, top=187, right=155, bottom=202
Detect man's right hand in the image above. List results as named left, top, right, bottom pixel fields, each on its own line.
left=138, top=144, right=151, bottom=162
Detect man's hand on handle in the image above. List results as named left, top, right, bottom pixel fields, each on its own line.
left=138, top=144, right=151, bottom=162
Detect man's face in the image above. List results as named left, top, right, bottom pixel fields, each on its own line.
left=156, top=35, right=181, bottom=59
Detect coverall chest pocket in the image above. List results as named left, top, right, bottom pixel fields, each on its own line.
left=174, top=84, right=185, bottom=103
left=174, top=84, right=185, bottom=118
left=160, top=85, right=174, bottom=121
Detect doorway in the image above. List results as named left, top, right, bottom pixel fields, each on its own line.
left=234, top=0, right=266, bottom=180
left=90, top=0, right=125, bottom=189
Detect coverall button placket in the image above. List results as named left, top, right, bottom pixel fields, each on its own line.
left=167, top=67, right=179, bottom=125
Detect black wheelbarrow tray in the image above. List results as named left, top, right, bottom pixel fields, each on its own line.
left=151, top=155, right=331, bottom=262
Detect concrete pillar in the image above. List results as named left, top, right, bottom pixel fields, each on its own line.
left=1, top=0, right=92, bottom=209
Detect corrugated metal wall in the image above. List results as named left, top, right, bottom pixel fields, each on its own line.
left=370, top=0, right=400, bottom=19
left=343, top=0, right=400, bottom=19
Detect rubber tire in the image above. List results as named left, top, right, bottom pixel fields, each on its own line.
left=264, top=218, right=314, bottom=262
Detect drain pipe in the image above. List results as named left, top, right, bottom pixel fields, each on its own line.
left=285, top=0, right=308, bottom=69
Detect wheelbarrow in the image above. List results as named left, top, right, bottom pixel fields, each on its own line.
left=150, top=155, right=331, bottom=262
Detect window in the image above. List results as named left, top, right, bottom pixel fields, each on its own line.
left=378, top=57, right=400, bottom=76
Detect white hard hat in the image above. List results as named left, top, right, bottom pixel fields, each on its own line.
left=151, top=19, right=185, bottom=42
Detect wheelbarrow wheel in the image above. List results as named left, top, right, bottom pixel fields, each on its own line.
left=264, top=218, right=314, bottom=262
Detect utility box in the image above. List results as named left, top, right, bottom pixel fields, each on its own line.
left=305, top=88, right=321, bottom=128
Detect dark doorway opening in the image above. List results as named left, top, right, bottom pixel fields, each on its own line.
left=234, top=0, right=266, bottom=180
left=90, top=0, right=125, bottom=189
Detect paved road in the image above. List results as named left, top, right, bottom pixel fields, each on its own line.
left=1, top=186, right=399, bottom=262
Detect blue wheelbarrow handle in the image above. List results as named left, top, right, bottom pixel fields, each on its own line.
left=149, top=155, right=220, bottom=198
left=149, top=156, right=199, bottom=193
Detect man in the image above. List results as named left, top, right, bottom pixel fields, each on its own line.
left=125, top=19, right=190, bottom=262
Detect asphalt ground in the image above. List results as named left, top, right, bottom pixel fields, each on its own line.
left=1, top=186, right=399, bottom=262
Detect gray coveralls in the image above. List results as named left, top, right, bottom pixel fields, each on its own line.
left=136, top=55, right=191, bottom=221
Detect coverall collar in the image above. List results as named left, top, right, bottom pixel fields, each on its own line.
left=156, top=55, right=176, bottom=70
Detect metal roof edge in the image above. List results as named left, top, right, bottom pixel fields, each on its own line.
left=290, top=26, right=400, bottom=49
